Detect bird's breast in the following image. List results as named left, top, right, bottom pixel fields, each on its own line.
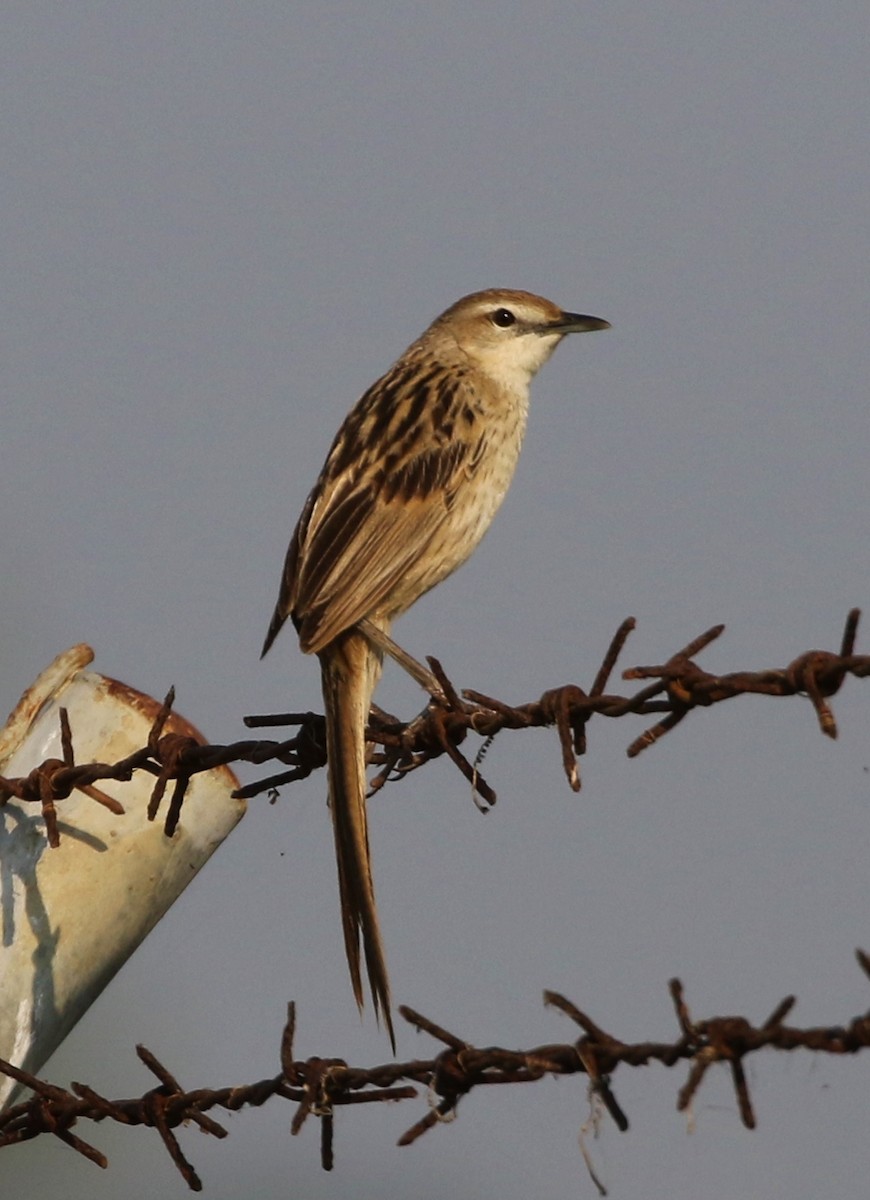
left=379, top=386, right=529, bottom=618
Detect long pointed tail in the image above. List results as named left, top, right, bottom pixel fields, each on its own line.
left=319, top=630, right=395, bottom=1049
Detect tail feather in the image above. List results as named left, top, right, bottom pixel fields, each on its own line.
left=320, top=630, right=395, bottom=1050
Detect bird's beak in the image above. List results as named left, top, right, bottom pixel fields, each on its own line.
left=550, top=311, right=611, bottom=334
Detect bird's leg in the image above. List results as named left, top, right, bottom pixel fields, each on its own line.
left=356, top=618, right=446, bottom=699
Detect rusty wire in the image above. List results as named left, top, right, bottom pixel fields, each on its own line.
left=0, top=610, right=866, bottom=837
left=3, top=957, right=870, bottom=1190
left=1, top=609, right=869, bottom=1187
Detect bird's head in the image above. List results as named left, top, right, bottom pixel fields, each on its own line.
left=428, top=288, right=610, bottom=391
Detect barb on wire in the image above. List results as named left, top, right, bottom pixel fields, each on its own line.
left=1, top=610, right=866, bottom=843
left=3, top=957, right=870, bottom=1190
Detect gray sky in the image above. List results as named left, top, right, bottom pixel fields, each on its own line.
left=2, top=3, right=869, bottom=1196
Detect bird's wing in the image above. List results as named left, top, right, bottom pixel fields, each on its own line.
left=287, top=431, right=485, bottom=654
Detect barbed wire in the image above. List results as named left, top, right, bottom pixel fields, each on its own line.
left=1, top=608, right=868, bottom=1189
left=2, top=957, right=870, bottom=1191
left=1, top=610, right=866, bottom=836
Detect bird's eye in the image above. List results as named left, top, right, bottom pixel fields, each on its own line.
left=491, top=308, right=516, bottom=328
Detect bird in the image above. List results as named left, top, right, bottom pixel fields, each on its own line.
left=261, top=289, right=610, bottom=1047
